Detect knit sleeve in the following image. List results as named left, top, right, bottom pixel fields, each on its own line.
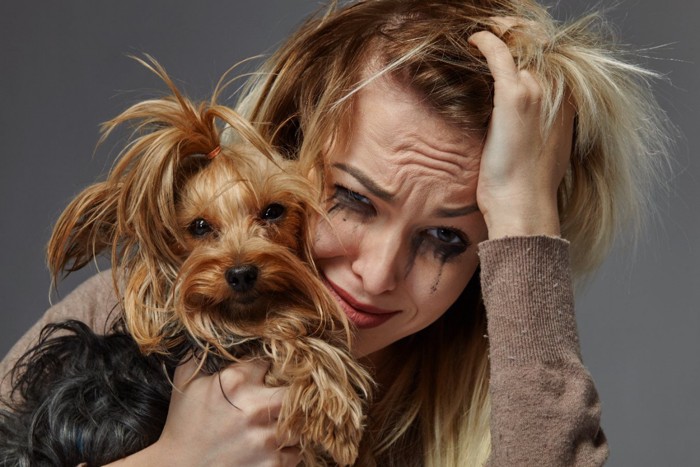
left=0, top=271, right=120, bottom=402
left=478, top=236, right=608, bottom=466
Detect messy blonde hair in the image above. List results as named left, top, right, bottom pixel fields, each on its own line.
left=237, top=0, right=670, bottom=464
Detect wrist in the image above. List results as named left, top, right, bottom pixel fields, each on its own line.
left=482, top=198, right=561, bottom=239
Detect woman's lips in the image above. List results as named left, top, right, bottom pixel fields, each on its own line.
left=322, top=276, right=400, bottom=329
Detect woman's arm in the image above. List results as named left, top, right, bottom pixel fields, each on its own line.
left=0, top=271, right=118, bottom=401
left=469, top=28, right=608, bottom=465
left=479, top=236, right=608, bottom=466
left=105, top=358, right=301, bottom=467
left=1, top=273, right=300, bottom=466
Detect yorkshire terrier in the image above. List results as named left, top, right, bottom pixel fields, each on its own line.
left=0, top=58, right=371, bottom=466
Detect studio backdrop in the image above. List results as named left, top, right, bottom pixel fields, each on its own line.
left=1, top=1, right=697, bottom=465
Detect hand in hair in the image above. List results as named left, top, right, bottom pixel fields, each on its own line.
left=468, top=30, right=575, bottom=240
left=106, top=359, right=301, bottom=467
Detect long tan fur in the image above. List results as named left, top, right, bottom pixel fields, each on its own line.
left=46, top=57, right=371, bottom=466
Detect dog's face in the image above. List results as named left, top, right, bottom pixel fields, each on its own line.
left=169, top=147, right=324, bottom=349
left=41, top=61, right=368, bottom=464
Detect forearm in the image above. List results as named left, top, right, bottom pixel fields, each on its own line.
left=479, top=236, right=608, bottom=466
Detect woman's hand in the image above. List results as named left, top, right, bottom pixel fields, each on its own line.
left=107, top=358, right=300, bottom=467
left=468, top=30, right=575, bottom=239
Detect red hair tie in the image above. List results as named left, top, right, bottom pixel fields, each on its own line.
left=207, top=146, right=222, bottom=159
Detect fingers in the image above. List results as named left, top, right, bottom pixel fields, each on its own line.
left=159, top=358, right=300, bottom=466
left=469, top=28, right=571, bottom=239
left=223, top=362, right=301, bottom=467
left=489, top=15, right=520, bottom=36
left=488, top=15, right=550, bottom=43
left=468, top=30, right=542, bottom=105
left=218, top=360, right=287, bottom=423
left=468, top=30, right=518, bottom=85
left=469, top=28, right=573, bottom=150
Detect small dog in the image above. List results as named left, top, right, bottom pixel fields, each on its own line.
left=1, top=58, right=370, bottom=466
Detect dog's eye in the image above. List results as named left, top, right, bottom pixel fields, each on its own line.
left=188, top=218, right=213, bottom=237
left=261, top=203, right=285, bottom=221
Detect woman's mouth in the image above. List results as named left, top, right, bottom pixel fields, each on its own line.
left=322, top=276, right=400, bottom=329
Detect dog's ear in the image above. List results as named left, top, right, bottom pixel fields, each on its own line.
left=48, top=58, right=219, bottom=274
left=46, top=56, right=285, bottom=353
left=47, top=57, right=227, bottom=351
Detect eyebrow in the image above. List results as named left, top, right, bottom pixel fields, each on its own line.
left=332, top=162, right=480, bottom=218
left=434, top=204, right=480, bottom=218
left=332, top=163, right=395, bottom=202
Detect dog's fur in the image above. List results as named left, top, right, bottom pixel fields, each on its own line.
left=0, top=58, right=371, bottom=466
left=0, top=320, right=171, bottom=466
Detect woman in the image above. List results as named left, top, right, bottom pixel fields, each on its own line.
left=0, top=0, right=667, bottom=465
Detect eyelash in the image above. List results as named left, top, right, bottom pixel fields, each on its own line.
left=421, top=227, right=471, bottom=262
left=329, top=184, right=471, bottom=261
left=329, top=184, right=375, bottom=217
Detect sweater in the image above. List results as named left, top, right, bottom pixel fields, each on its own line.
left=0, top=236, right=608, bottom=466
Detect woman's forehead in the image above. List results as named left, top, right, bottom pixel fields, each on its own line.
left=348, top=75, right=482, bottom=167
left=327, top=77, right=481, bottom=212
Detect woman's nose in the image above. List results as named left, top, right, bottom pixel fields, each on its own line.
left=351, top=233, right=402, bottom=295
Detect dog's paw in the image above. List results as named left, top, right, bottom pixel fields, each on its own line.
left=269, top=333, right=373, bottom=465
left=282, top=373, right=366, bottom=466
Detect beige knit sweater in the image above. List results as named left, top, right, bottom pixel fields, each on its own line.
left=0, top=236, right=608, bottom=466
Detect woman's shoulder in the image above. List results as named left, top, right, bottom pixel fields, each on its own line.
left=51, top=270, right=120, bottom=330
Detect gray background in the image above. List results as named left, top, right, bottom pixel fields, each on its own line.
left=1, top=1, right=697, bottom=465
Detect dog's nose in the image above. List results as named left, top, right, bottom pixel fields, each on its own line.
left=225, top=265, right=259, bottom=293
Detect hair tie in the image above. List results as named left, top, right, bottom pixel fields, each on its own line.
left=207, top=146, right=222, bottom=159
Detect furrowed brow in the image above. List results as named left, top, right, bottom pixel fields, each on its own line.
left=434, top=204, right=480, bottom=218
left=332, top=163, right=395, bottom=202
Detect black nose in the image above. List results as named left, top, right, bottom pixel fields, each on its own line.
left=225, top=265, right=259, bottom=293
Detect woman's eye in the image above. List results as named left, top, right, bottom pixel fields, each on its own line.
left=261, top=203, right=286, bottom=221
left=347, top=189, right=371, bottom=205
left=330, top=185, right=375, bottom=216
left=188, top=218, right=213, bottom=237
left=422, top=227, right=471, bottom=262
left=426, top=227, right=464, bottom=245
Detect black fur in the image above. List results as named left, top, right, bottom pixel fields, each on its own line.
left=0, top=320, right=172, bottom=467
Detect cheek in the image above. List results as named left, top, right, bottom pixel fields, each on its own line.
left=312, top=218, right=337, bottom=260
left=413, top=254, right=479, bottom=322
left=311, top=213, right=361, bottom=260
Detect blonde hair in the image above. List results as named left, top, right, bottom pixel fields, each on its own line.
left=236, top=0, right=670, bottom=464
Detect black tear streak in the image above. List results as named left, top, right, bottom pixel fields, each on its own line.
left=404, top=236, right=421, bottom=280
left=430, top=264, right=444, bottom=294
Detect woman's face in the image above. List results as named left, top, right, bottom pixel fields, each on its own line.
left=313, top=76, right=488, bottom=358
